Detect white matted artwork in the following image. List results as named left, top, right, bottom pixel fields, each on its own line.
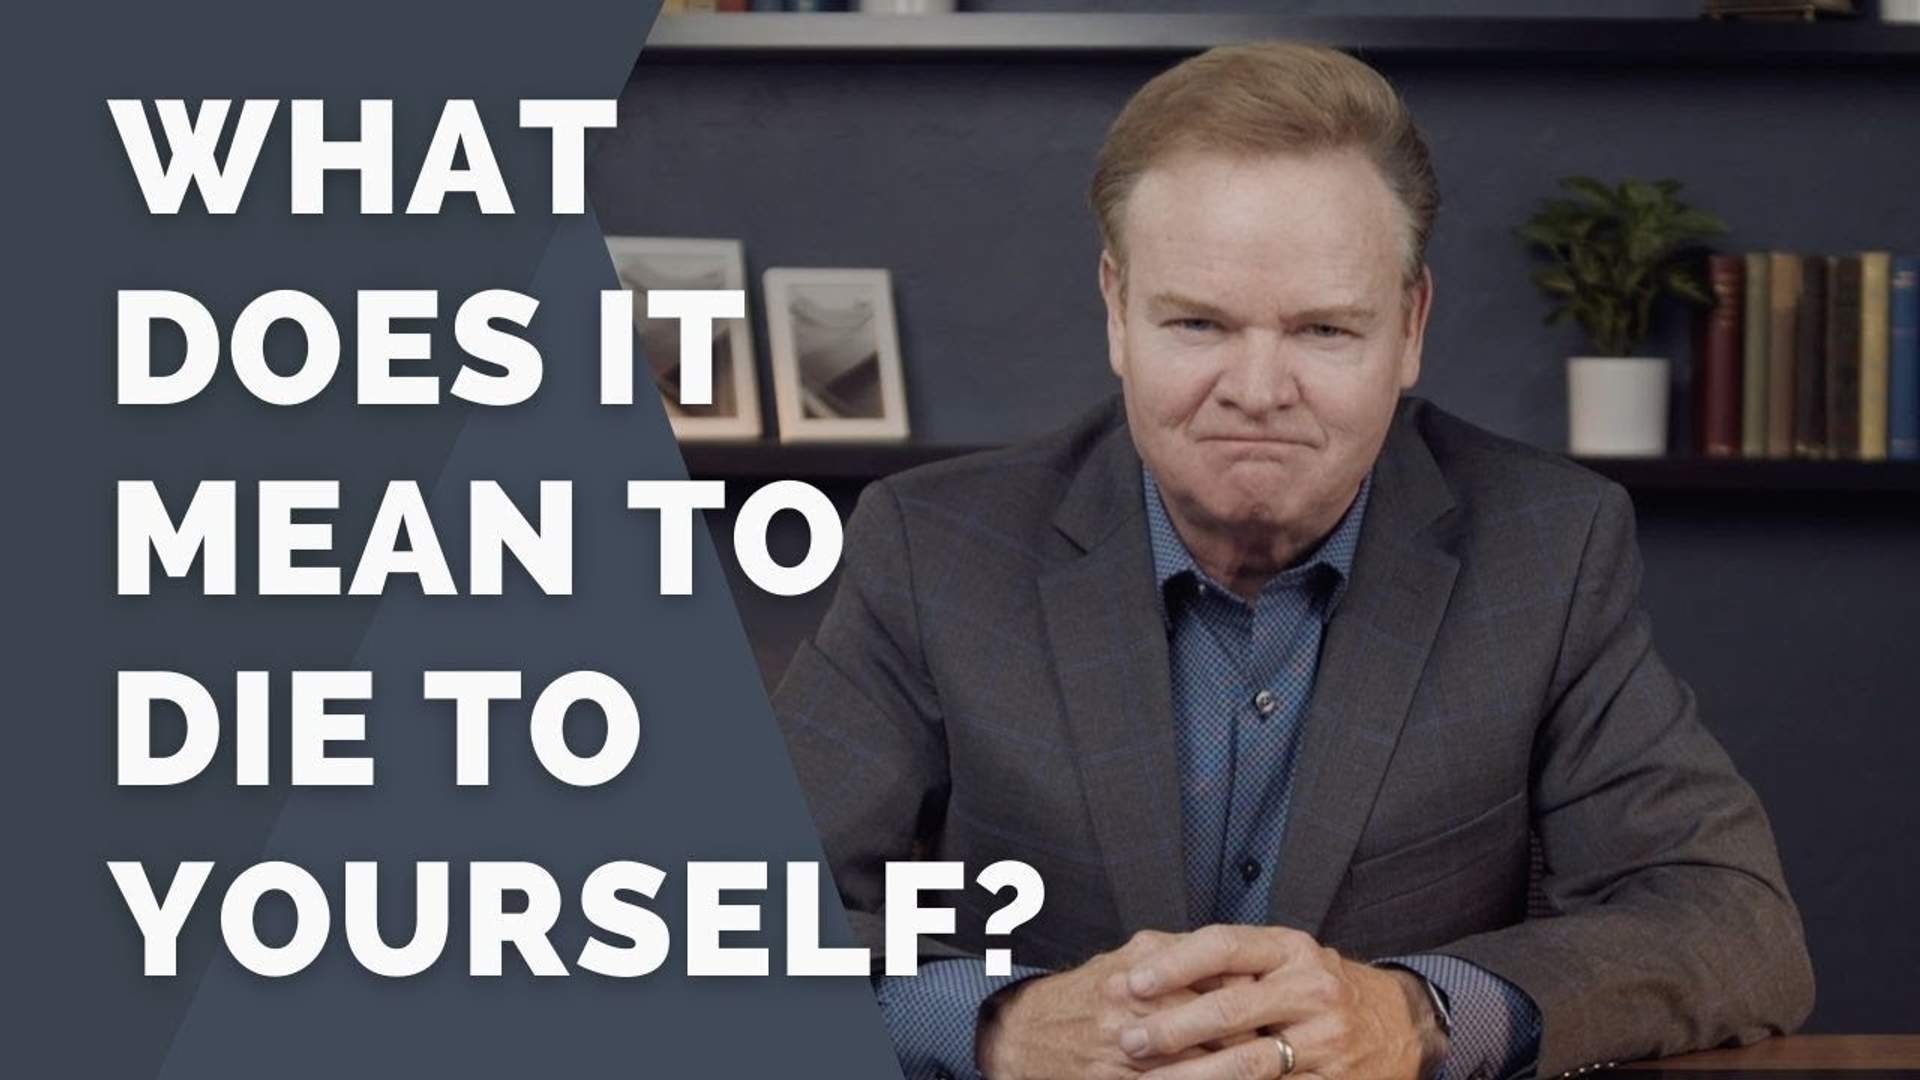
left=604, top=236, right=762, bottom=441
left=762, top=268, right=910, bottom=443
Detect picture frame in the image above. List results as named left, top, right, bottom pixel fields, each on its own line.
left=762, top=267, right=911, bottom=444
left=603, top=235, right=762, bottom=442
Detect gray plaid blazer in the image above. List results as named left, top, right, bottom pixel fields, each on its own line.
left=773, top=393, right=1814, bottom=1076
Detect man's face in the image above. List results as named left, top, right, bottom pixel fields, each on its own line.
left=1100, top=148, right=1432, bottom=546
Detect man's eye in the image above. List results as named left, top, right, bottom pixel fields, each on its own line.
left=1303, top=323, right=1353, bottom=338
left=1167, top=318, right=1218, bottom=333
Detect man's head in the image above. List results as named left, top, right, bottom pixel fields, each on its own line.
left=1091, top=42, right=1439, bottom=569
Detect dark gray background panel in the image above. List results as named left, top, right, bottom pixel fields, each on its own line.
left=5, top=1, right=902, bottom=1076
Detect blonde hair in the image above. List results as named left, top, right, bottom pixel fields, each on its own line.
left=1089, top=41, right=1439, bottom=287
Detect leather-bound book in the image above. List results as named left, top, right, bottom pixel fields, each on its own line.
left=1893, top=256, right=1920, bottom=461
left=1697, top=255, right=1744, bottom=456
left=1826, top=255, right=1863, bottom=459
left=1859, top=253, right=1891, bottom=461
left=1792, top=254, right=1828, bottom=459
left=1741, top=253, right=1770, bottom=457
left=1766, top=253, right=1800, bottom=458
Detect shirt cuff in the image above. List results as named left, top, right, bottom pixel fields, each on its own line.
left=1376, top=953, right=1543, bottom=1080
left=873, top=958, right=1050, bottom=1080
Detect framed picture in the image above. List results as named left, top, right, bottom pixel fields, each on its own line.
left=603, top=236, right=762, bottom=441
left=762, top=268, right=910, bottom=444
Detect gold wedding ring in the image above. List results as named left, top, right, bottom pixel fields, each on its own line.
left=1272, top=1034, right=1297, bottom=1076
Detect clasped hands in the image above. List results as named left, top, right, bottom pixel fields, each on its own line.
left=976, top=925, right=1446, bottom=1080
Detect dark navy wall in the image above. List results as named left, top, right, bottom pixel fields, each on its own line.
left=593, top=1, right=1920, bottom=1033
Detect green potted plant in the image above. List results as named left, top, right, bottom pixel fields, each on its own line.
left=1518, top=176, right=1724, bottom=456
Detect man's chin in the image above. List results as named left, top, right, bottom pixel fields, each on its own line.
left=1210, top=452, right=1309, bottom=495
left=1193, top=490, right=1302, bottom=534
left=1156, top=455, right=1320, bottom=523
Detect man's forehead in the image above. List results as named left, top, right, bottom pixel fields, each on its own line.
left=1128, top=228, right=1392, bottom=311
left=1116, top=148, right=1412, bottom=285
left=1124, top=147, right=1396, bottom=220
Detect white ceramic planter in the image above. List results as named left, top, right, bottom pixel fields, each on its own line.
left=1566, top=356, right=1670, bottom=457
left=859, top=0, right=956, bottom=11
left=1882, top=0, right=1920, bottom=24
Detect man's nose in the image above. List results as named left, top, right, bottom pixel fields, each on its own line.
left=1215, top=330, right=1302, bottom=414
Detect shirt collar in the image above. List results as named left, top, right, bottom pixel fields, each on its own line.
left=1142, top=465, right=1372, bottom=624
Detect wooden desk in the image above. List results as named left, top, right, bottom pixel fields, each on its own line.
left=1621, top=1036, right=1920, bottom=1072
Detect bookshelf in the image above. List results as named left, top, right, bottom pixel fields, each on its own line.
left=679, top=441, right=1920, bottom=496
left=641, top=13, right=1920, bottom=63
left=634, top=15, right=1919, bottom=504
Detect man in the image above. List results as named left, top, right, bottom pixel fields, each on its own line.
left=772, top=41, right=1813, bottom=1080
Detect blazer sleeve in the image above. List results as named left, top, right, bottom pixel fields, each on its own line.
left=770, top=477, right=971, bottom=968
left=1439, top=481, right=1815, bottom=1077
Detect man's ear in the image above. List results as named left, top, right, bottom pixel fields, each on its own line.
left=1099, top=249, right=1127, bottom=380
left=1397, top=264, right=1433, bottom=390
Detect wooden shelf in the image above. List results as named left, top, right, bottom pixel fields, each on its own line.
left=641, top=14, right=1920, bottom=63
left=681, top=440, right=1920, bottom=496
left=1575, top=455, right=1920, bottom=494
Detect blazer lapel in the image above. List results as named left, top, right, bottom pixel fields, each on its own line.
left=1265, top=397, right=1461, bottom=937
left=1038, top=413, right=1193, bottom=936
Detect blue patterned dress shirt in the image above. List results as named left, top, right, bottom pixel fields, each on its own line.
left=874, top=466, right=1541, bottom=1080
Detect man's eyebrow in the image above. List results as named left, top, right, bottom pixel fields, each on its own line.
left=1136, top=288, right=1228, bottom=313
left=1293, top=303, right=1380, bottom=324
left=1144, top=292, right=1381, bottom=325
left=1144, top=292, right=1234, bottom=320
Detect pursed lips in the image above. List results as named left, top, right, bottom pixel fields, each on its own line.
left=1197, top=435, right=1316, bottom=449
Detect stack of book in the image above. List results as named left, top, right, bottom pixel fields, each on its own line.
left=1694, top=253, right=1919, bottom=460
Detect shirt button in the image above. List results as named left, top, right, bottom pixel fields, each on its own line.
left=1239, top=858, right=1261, bottom=883
left=1252, top=689, right=1278, bottom=717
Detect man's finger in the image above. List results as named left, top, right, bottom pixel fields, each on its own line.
left=1120, top=977, right=1317, bottom=1059
left=1126, top=925, right=1313, bottom=996
left=1195, top=972, right=1260, bottom=1049
left=1121, top=982, right=1271, bottom=1058
left=1108, top=972, right=1205, bottom=1018
left=1135, top=1036, right=1309, bottom=1080
left=1191, top=972, right=1257, bottom=994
